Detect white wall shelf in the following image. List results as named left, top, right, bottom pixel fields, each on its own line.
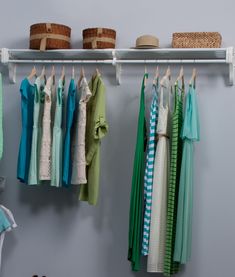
left=0, top=47, right=234, bottom=85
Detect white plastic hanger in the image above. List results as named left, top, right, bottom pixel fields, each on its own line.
left=189, top=68, right=197, bottom=88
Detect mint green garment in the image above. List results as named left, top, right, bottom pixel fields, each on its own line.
left=51, top=78, right=64, bottom=187
left=174, top=84, right=200, bottom=264
left=128, top=74, right=147, bottom=271
left=0, top=74, right=3, bottom=160
left=28, top=77, right=45, bottom=185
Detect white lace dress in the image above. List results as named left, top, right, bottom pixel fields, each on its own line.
left=147, top=77, right=171, bottom=272
left=39, top=76, right=53, bottom=180
left=71, top=77, right=92, bottom=184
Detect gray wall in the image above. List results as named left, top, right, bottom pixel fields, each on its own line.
left=0, top=0, right=234, bottom=276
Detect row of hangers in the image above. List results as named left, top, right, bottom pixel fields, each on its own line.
left=27, top=66, right=101, bottom=87
left=144, top=66, right=197, bottom=88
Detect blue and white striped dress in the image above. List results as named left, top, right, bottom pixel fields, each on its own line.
left=142, top=82, right=159, bottom=256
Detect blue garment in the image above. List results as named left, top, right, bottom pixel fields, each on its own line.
left=62, top=79, right=76, bottom=187
left=17, top=78, right=35, bottom=183
left=0, top=208, right=11, bottom=234
left=174, top=85, right=200, bottom=264
left=142, top=82, right=159, bottom=256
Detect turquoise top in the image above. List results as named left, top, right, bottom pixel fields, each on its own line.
left=17, top=78, right=35, bottom=183
left=0, top=208, right=11, bottom=234
left=51, top=78, right=64, bottom=187
left=181, top=85, right=200, bottom=141
left=63, top=79, right=76, bottom=187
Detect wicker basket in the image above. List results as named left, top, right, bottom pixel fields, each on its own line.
left=172, top=32, right=222, bottom=48
left=83, top=28, right=116, bottom=49
left=30, top=23, right=71, bottom=51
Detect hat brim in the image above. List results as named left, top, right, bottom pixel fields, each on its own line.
left=131, top=45, right=159, bottom=49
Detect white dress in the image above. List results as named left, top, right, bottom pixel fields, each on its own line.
left=147, top=77, right=171, bottom=272
left=39, top=76, right=53, bottom=180
left=71, top=77, right=92, bottom=184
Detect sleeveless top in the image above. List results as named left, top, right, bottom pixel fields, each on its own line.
left=17, top=78, right=35, bottom=183
left=28, top=77, right=45, bottom=185
left=39, top=76, right=53, bottom=180
left=71, top=77, right=92, bottom=184
left=51, top=78, right=64, bottom=187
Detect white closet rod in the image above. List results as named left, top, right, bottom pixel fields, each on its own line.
left=7, top=59, right=226, bottom=64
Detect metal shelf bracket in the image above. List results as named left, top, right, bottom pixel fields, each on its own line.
left=226, top=47, right=234, bottom=86
left=1, top=48, right=16, bottom=83
left=112, top=50, right=121, bottom=85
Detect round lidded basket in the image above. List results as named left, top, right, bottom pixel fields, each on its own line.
left=83, top=28, right=116, bottom=49
left=30, top=23, right=71, bottom=51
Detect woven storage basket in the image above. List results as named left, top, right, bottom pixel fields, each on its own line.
left=83, top=28, right=116, bottom=49
left=172, top=32, right=222, bottom=48
left=30, top=23, right=71, bottom=51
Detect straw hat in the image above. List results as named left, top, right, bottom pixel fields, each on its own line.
left=133, top=35, right=159, bottom=49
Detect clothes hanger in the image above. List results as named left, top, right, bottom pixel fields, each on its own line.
left=78, top=67, right=85, bottom=87
left=51, top=65, right=55, bottom=85
left=175, top=66, right=185, bottom=92
left=72, top=66, right=75, bottom=79
left=160, top=66, right=171, bottom=87
left=144, top=62, right=148, bottom=86
left=40, top=66, right=46, bottom=83
left=176, top=66, right=184, bottom=83
left=153, top=66, right=159, bottom=85
left=27, top=66, right=37, bottom=80
left=189, top=68, right=197, bottom=88
left=60, top=66, right=65, bottom=84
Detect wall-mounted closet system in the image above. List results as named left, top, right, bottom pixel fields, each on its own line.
left=0, top=47, right=234, bottom=85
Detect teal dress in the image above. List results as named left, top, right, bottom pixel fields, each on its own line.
left=17, top=78, right=35, bottom=183
left=63, top=79, right=76, bottom=187
left=174, top=84, right=200, bottom=264
left=51, top=78, right=64, bottom=187
left=28, top=77, right=45, bottom=185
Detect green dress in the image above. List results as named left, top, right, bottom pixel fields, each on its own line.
left=173, top=84, right=200, bottom=264
left=164, top=82, right=184, bottom=276
left=128, top=74, right=147, bottom=271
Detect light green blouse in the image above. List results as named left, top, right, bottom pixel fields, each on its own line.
left=79, top=74, right=108, bottom=205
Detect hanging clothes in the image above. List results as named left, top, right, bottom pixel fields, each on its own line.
left=142, top=81, right=159, bottom=256
left=17, top=78, right=35, bottom=183
left=164, top=82, right=184, bottom=276
left=71, top=77, right=92, bottom=185
left=63, top=78, right=77, bottom=187
left=39, top=76, right=53, bottom=181
left=79, top=73, right=108, bottom=205
left=173, top=84, right=200, bottom=264
left=51, top=78, right=65, bottom=187
left=147, top=76, right=171, bottom=273
left=28, top=77, right=45, bottom=185
left=0, top=74, right=3, bottom=160
left=128, top=74, right=147, bottom=271
left=0, top=206, right=17, bottom=272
